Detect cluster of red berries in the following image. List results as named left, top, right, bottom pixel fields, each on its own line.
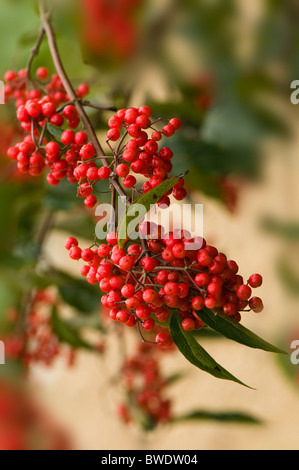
left=5, top=67, right=89, bottom=182
left=117, top=343, right=172, bottom=427
left=5, top=290, right=76, bottom=367
left=73, top=105, right=187, bottom=209
left=80, top=0, right=142, bottom=60
left=0, top=379, right=71, bottom=450
left=65, top=224, right=263, bottom=345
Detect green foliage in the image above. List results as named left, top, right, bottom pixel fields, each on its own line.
left=196, top=307, right=286, bottom=354
left=169, top=312, right=251, bottom=388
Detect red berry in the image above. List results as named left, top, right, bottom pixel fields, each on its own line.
left=249, top=297, right=264, bottom=313
left=121, top=284, right=135, bottom=298
left=98, top=166, right=111, bottom=180
left=65, top=237, right=78, bottom=250
left=197, top=249, right=212, bottom=267
left=248, top=274, right=263, bottom=288
left=63, top=105, right=77, bottom=119
left=141, top=257, right=157, bottom=272
left=81, top=248, right=94, bottom=262
left=80, top=143, right=96, bottom=160
left=236, top=284, right=252, bottom=301
left=61, top=129, right=74, bottom=145
left=169, top=118, right=182, bottom=131
left=69, top=246, right=82, bottom=260
left=36, top=67, right=49, bottom=80
left=123, top=175, right=136, bottom=188
left=119, top=256, right=135, bottom=271
left=191, top=296, right=204, bottom=310
left=74, top=131, right=88, bottom=146
left=84, top=195, right=97, bottom=208
left=182, top=318, right=195, bottom=331
left=142, top=318, right=155, bottom=331
left=116, top=163, right=130, bottom=178
left=107, top=128, right=120, bottom=141
left=155, top=332, right=171, bottom=348
left=164, top=282, right=179, bottom=298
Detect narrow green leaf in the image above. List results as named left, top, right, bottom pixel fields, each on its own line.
left=51, top=308, right=93, bottom=350
left=170, top=313, right=252, bottom=388
left=172, top=410, right=261, bottom=424
left=47, top=123, right=64, bottom=140
left=117, top=175, right=185, bottom=248
left=197, top=307, right=286, bottom=354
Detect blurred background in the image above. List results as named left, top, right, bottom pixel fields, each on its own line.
left=0, top=0, right=299, bottom=450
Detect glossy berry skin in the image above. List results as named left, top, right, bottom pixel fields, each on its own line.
left=248, top=274, right=263, bottom=288
left=65, top=237, right=78, bottom=250
left=69, top=246, right=82, bottom=260
left=236, top=284, right=252, bottom=301
left=249, top=297, right=264, bottom=313
left=98, top=166, right=111, bottom=180
left=84, top=195, right=97, bottom=208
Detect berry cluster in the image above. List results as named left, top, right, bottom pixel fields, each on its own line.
left=5, top=67, right=89, bottom=182
left=80, top=0, right=142, bottom=60
left=65, top=224, right=263, bottom=345
left=73, top=105, right=186, bottom=208
left=117, top=343, right=172, bottom=427
left=5, top=290, right=77, bottom=367
left=0, top=379, right=71, bottom=450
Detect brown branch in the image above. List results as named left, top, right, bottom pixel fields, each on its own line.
left=39, top=1, right=129, bottom=205
left=26, top=27, right=46, bottom=79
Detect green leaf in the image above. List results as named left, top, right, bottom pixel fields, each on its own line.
left=117, top=175, right=184, bottom=248
left=47, top=123, right=64, bottom=140
left=172, top=410, right=261, bottom=424
left=58, top=274, right=101, bottom=313
left=51, top=308, right=93, bottom=350
left=196, top=307, right=286, bottom=354
left=169, top=313, right=252, bottom=388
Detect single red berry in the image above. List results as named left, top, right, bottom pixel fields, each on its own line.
left=108, top=115, right=122, bottom=129
left=195, top=273, right=211, bottom=287
left=191, top=296, right=205, bottom=310
left=182, top=318, right=195, bottom=331
left=116, top=310, right=130, bottom=324
left=248, top=274, right=263, bottom=288
left=69, top=246, right=82, bottom=260
left=65, top=237, right=78, bottom=250
left=36, top=67, right=49, bottom=80
left=207, top=282, right=222, bottom=297
left=106, top=232, right=118, bottom=245
left=63, top=105, right=78, bottom=120
left=141, top=257, right=157, bottom=272
left=86, top=167, right=99, bottom=181
left=164, top=282, right=179, bottom=298
left=136, top=306, right=151, bottom=320
left=74, top=131, right=88, bottom=146
left=107, top=128, right=120, bottom=141
left=123, top=175, right=136, bottom=188
left=155, top=332, right=171, bottom=348
left=197, top=249, right=212, bottom=267
left=80, top=143, right=96, bottom=160
left=61, top=129, right=74, bottom=146
left=98, top=166, right=111, bottom=180
left=249, top=297, right=264, bottom=313
left=223, top=303, right=237, bottom=317
left=236, top=284, right=252, bottom=301
left=84, top=195, right=97, bottom=208
left=204, top=296, right=216, bottom=309
left=125, top=314, right=137, bottom=327
left=80, top=248, right=94, bottom=262
left=169, top=118, right=182, bottom=131
left=116, top=163, right=130, bottom=178
left=142, top=318, right=155, bottom=331
left=119, top=255, right=135, bottom=271
left=121, top=284, right=136, bottom=298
